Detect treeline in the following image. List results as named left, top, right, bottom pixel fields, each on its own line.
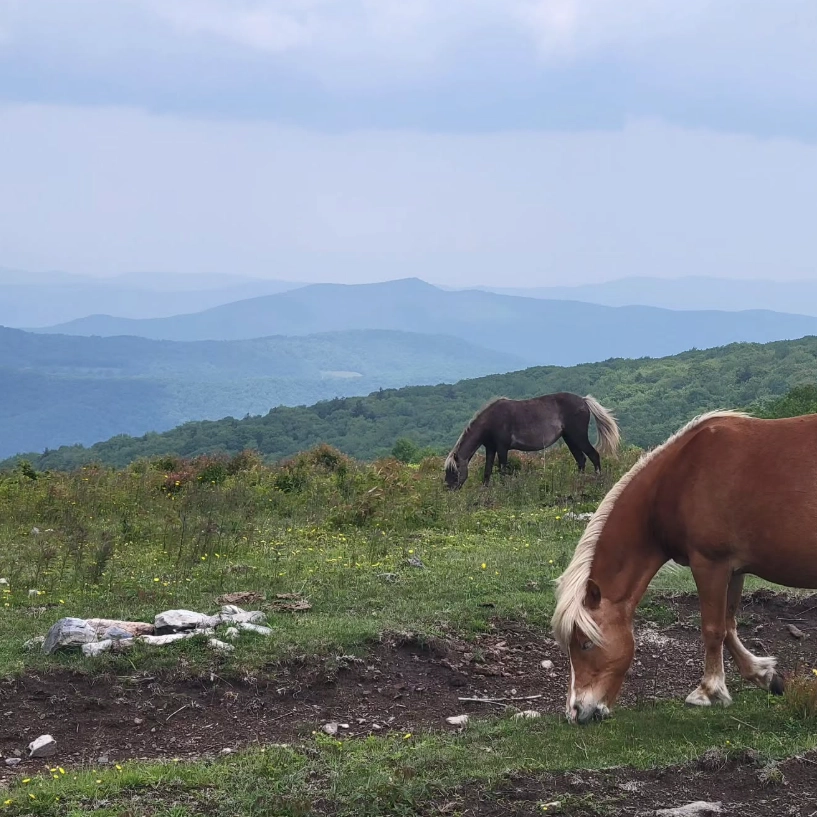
left=6, top=336, right=817, bottom=471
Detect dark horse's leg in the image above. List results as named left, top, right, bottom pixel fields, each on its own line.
left=496, top=446, right=509, bottom=475
left=568, top=414, right=602, bottom=474
left=482, top=445, right=496, bottom=486
left=561, top=433, right=587, bottom=473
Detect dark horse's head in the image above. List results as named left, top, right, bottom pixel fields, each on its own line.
left=444, top=452, right=467, bottom=490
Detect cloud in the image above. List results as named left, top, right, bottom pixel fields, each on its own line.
left=2, top=104, right=817, bottom=284
left=0, top=1, right=815, bottom=137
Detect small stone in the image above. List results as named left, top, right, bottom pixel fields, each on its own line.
left=221, top=748, right=234, bottom=755
left=223, top=610, right=267, bottom=625
left=445, top=714, right=469, bottom=727
left=140, top=631, right=209, bottom=646
left=540, top=660, right=554, bottom=670
left=42, top=618, right=98, bottom=655
left=513, top=710, right=541, bottom=720
left=87, top=619, right=154, bottom=638
left=82, top=639, right=115, bottom=657
left=31, top=527, right=40, bottom=535
left=0, top=578, right=8, bottom=586
left=407, top=556, right=425, bottom=568
left=220, top=605, right=245, bottom=616
left=23, top=636, right=45, bottom=651
left=154, top=610, right=220, bottom=633
left=134, top=718, right=144, bottom=725
left=236, top=622, right=273, bottom=636
left=98, top=754, right=109, bottom=765
left=656, top=802, right=722, bottom=817
left=28, top=589, right=40, bottom=598
left=223, top=627, right=240, bottom=640
left=322, top=722, right=339, bottom=736
left=208, top=638, right=235, bottom=653
left=4, top=758, right=21, bottom=767
left=785, top=623, right=806, bottom=640
left=28, top=735, right=57, bottom=758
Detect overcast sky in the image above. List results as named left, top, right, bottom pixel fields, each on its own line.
left=2, top=1, right=817, bottom=286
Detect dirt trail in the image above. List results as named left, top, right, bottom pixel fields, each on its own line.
left=1, top=591, right=816, bottom=790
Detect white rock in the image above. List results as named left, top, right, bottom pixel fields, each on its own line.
left=86, top=618, right=154, bottom=638
left=28, top=589, right=40, bottom=598
left=445, top=715, right=469, bottom=727
left=221, top=747, right=234, bottom=755
left=139, top=631, right=210, bottom=646
left=220, top=605, right=245, bottom=616
left=0, top=578, right=8, bottom=586
left=237, top=622, right=273, bottom=636
left=223, top=611, right=267, bottom=625
left=4, top=758, right=20, bottom=766
left=82, top=639, right=114, bottom=657
left=42, top=618, right=98, bottom=655
left=208, top=638, right=235, bottom=653
left=223, top=627, right=240, bottom=640
left=28, top=735, right=57, bottom=758
left=23, top=636, right=45, bottom=651
left=540, top=660, right=554, bottom=670
left=322, top=722, right=339, bottom=736
left=656, top=803, right=722, bottom=817
left=154, top=610, right=220, bottom=632
left=513, top=710, right=541, bottom=720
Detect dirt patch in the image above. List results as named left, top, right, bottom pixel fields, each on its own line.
left=0, top=590, right=816, bottom=786
left=444, top=749, right=817, bottom=815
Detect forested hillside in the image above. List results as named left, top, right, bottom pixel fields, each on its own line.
left=0, top=327, right=520, bottom=457
left=9, top=336, right=817, bottom=471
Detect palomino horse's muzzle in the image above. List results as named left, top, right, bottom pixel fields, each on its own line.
left=569, top=702, right=610, bottom=725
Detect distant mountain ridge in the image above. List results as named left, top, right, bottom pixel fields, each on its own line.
left=0, top=267, right=306, bottom=327
left=0, top=325, right=521, bottom=458
left=39, top=277, right=817, bottom=367
left=477, top=275, right=817, bottom=316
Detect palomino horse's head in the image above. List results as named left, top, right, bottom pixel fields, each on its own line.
left=444, top=454, right=466, bottom=490
left=558, top=578, right=634, bottom=724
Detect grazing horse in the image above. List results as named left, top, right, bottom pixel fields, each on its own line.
left=444, top=393, right=620, bottom=489
left=550, top=409, right=817, bottom=725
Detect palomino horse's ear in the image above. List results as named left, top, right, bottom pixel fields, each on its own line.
left=584, top=578, right=601, bottom=610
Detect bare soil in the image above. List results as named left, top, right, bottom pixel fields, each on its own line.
left=1, top=590, right=816, bottom=813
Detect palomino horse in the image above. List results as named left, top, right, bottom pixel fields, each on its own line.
left=550, top=409, right=812, bottom=725
left=444, top=392, right=620, bottom=489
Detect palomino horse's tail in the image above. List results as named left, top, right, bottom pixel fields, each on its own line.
left=583, top=396, right=620, bottom=457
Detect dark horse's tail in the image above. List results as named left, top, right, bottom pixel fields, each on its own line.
left=583, top=396, right=621, bottom=457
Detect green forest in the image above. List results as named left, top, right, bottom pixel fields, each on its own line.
left=7, top=336, right=817, bottom=471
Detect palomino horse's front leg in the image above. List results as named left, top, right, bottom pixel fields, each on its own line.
left=724, top=573, right=784, bottom=695
left=686, top=559, right=733, bottom=707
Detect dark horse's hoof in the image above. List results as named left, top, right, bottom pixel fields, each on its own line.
left=769, top=673, right=786, bottom=696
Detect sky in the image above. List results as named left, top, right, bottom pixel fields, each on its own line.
left=2, top=1, right=817, bottom=286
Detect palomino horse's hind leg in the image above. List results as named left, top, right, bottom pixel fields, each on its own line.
left=724, top=573, right=784, bottom=695
left=685, top=559, right=733, bottom=707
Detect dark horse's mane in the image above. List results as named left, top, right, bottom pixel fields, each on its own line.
left=444, top=397, right=504, bottom=474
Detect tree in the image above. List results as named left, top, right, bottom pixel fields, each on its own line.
left=391, top=438, right=419, bottom=464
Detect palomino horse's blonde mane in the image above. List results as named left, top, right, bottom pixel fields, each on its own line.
left=444, top=397, right=505, bottom=472
left=551, top=409, right=750, bottom=651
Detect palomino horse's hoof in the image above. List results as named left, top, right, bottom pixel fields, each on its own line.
left=770, top=673, right=785, bottom=696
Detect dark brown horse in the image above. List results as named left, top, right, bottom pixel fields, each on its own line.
left=551, top=410, right=817, bottom=725
left=444, top=392, right=620, bottom=489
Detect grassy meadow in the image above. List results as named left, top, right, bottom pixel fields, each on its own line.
left=1, top=446, right=815, bottom=816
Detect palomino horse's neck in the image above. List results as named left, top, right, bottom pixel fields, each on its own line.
left=590, top=502, right=667, bottom=614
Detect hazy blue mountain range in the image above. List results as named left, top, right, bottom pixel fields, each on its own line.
left=478, top=276, right=817, bottom=316
left=40, top=278, right=817, bottom=366
left=10, top=335, right=817, bottom=471
left=0, top=268, right=305, bottom=327
left=0, top=326, right=521, bottom=458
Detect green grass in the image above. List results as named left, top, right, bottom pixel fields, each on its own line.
left=0, top=445, right=811, bottom=815
left=4, top=696, right=814, bottom=816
